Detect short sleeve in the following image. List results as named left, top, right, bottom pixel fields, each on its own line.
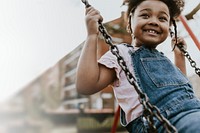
left=98, top=49, right=121, bottom=86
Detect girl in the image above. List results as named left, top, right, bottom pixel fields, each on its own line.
left=76, top=0, right=200, bottom=132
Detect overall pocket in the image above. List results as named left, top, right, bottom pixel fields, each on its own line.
left=141, top=57, right=188, bottom=88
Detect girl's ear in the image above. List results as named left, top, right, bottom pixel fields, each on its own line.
left=126, top=23, right=131, bottom=33
left=127, top=14, right=132, bottom=34
left=169, top=17, right=174, bottom=26
left=169, top=28, right=174, bottom=38
left=169, top=21, right=172, bottom=26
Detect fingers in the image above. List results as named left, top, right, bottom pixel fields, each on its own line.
left=85, top=7, right=103, bottom=22
left=84, top=7, right=103, bottom=35
left=172, top=37, right=185, bottom=45
left=171, top=36, right=187, bottom=51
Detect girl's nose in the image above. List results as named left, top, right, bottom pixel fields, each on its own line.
left=148, top=17, right=159, bottom=26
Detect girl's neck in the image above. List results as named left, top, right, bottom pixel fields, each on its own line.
left=131, top=42, right=158, bottom=49
left=131, top=40, right=141, bottom=48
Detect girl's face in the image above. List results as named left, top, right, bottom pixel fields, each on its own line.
left=131, top=0, right=170, bottom=48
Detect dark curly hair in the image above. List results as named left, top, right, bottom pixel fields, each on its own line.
left=127, top=0, right=185, bottom=20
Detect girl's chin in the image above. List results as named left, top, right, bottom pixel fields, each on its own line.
left=143, top=43, right=158, bottom=48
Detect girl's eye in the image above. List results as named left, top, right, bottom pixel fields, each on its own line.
left=159, top=17, right=168, bottom=22
left=140, top=14, right=149, bottom=19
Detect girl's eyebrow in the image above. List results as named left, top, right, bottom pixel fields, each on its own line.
left=160, top=11, right=169, bottom=17
left=139, top=8, right=169, bottom=17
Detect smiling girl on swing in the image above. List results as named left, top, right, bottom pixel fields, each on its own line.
left=76, top=0, right=200, bottom=132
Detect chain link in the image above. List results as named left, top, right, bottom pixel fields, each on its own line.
left=177, top=44, right=200, bottom=77
left=81, top=0, right=178, bottom=132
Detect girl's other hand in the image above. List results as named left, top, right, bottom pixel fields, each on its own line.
left=171, top=36, right=187, bottom=55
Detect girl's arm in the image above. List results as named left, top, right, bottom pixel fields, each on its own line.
left=76, top=7, right=116, bottom=95
left=172, top=37, right=187, bottom=75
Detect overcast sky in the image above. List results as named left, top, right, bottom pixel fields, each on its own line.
left=0, top=0, right=199, bottom=102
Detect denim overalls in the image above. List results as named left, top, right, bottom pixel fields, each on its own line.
left=121, top=45, right=200, bottom=133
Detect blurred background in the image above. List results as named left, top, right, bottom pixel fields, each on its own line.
left=0, top=0, right=200, bottom=132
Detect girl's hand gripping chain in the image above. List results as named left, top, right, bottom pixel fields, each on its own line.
left=171, top=36, right=187, bottom=55
left=81, top=0, right=103, bottom=36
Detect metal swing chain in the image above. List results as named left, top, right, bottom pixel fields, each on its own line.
left=170, top=30, right=200, bottom=77
left=81, top=0, right=177, bottom=132
left=177, top=44, right=200, bottom=77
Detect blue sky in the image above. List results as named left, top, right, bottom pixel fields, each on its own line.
left=0, top=0, right=199, bottom=102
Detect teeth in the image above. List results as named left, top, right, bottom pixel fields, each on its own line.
left=146, top=30, right=158, bottom=34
